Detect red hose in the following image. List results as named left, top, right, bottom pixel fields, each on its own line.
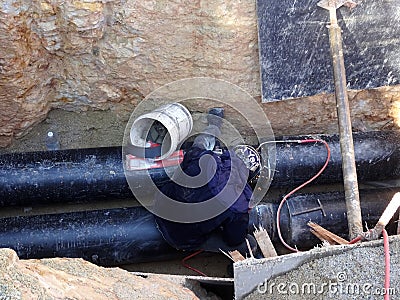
left=181, top=250, right=207, bottom=276
left=383, top=229, right=390, bottom=300
left=276, top=139, right=331, bottom=252
left=350, top=229, right=391, bottom=300
left=349, top=235, right=363, bottom=244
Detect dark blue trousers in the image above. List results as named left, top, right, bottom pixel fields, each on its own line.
left=155, top=209, right=249, bottom=251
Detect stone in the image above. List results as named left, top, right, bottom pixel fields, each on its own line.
left=0, top=0, right=260, bottom=147
left=0, top=248, right=198, bottom=300
left=235, top=236, right=400, bottom=299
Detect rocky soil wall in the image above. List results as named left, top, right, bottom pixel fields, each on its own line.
left=0, top=0, right=399, bottom=150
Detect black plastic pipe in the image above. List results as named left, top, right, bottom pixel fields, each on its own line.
left=271, top=130, right=400, bottom=187
left=0, top=188, right=397, bottom=265
left=0, top=131, right=399, bottom=207
left=0, top=147, right=171, bottom=207
left=0, top=206, right=180, bottom=266
left=250, top=188, right=400, bottom=250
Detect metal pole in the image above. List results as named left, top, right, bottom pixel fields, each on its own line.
left=318, top=0, right=363, bottom=238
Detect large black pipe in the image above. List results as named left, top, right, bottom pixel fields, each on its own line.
left=0, top=188, right=398, bottom=265
left=271, top=130, right=400, bottom=187
left=0, top=131, right=399, bottom=207
left=0, top=206, right=180, bottom=266
left=250, top=188, right=400, bottom=250
left=0, top=147, right=171, bottom=207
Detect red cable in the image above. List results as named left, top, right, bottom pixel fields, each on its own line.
left=349, top=229, right=391, bottom=300
left=181, top=250, right=208, bottom=276
left=383, top=229, right=390, bottom=300
left=276, top=139, right=331, bottom=252
left=348, top=235, right=362, bottom=244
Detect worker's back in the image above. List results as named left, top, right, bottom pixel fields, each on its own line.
left=154, top=146, right=252, bottom=251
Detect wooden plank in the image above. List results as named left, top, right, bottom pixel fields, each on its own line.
left=228, top=250, right=245, bottom=263
left=253, top=226, right=277, bottom=258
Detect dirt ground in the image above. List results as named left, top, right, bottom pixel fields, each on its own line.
left=121, top=253, right=232, bottom=278
left=0, top=109, right=128, bottom=154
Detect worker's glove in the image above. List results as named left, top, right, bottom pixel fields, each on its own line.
left=207, top=107, right=224, bottom=129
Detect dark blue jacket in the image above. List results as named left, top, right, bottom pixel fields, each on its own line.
left=159, top=147, right=252, bottom=213
left=154, top=147, right=253, bottom=250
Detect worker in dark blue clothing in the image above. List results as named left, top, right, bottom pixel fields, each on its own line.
left=154, top=109, right=255, bottom=253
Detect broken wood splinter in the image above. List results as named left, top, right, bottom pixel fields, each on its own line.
left=308, top=222, right=349, bottom=245
left=363, top=192, right=400, bottom=241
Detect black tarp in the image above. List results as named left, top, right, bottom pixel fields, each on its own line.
left=257, top=0, right=400, bottom=101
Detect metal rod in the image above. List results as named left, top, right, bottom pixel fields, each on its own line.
left=326, top=6, right=363, bottom=239
left=397, top=212, right=400, bottom=235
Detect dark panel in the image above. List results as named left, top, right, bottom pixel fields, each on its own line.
left=257, top=0, right=400, bottom=101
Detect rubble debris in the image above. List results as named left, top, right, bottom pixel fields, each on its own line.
left=234, top=236, right=400, bottom=299
left=0, top=248, right=198, bottom=300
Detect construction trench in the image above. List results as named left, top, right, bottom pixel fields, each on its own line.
left=0, top=0, right=400, bottom=300
left=1, top=126, right=400, bottom=299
